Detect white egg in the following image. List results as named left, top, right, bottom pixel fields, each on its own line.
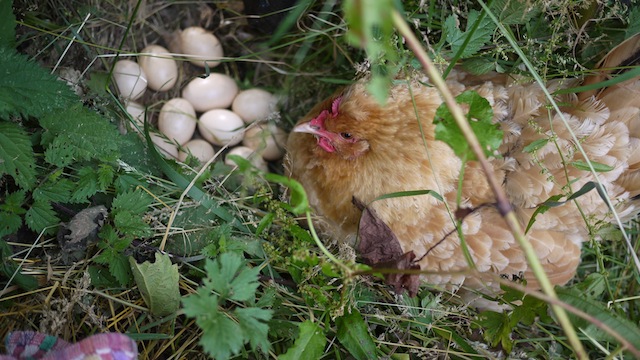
left=225, top=146, right=268, bottom=172
left=242, top=123, right=287, bottom=161
left=150, top=132, right=179, bottom=159
left=138, top=45, right=178, bottom=92
left=198, top=109, right=244, bottom=147
left=180, top=26, right=224, bottom=68
left=182, top=73, right=238, bottom=112
left=113, top=59, right=147, bottom=100
left=178, top=139, right=215, bottom=163
left=125, top=101, right=146, bottom=128
left=232, top=88, right=278, bottom=124
left=158, top=98, right=197, bottom=145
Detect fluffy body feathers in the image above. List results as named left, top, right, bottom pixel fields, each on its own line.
left=286, top=35, right=640, bottom=292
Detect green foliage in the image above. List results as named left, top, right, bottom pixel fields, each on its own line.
left=0, top=122, right=36, bottom=190
left=279, top=321, right=326, bottom=360
left=434, top=90, right=501, bottom=161
left=0, top=48, right=77, bottom=119
left=444, top=10, right=493, bottom=59
left=343, top=0, right=400, bottom=103
left=182, top=252, right=273, bottom=359
left=129, top=253, right=180, bottom=317
left=40, top=104, right=121, bottom=167
left=336, top=309, right=378, bottom=360
left=94, top=224, right=133, bottom=286
left=0, top=239, right=38, bottom=291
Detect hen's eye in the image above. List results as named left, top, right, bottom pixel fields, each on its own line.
left=340, top=132, right=352, bottom=139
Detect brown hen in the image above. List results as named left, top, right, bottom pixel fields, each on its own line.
left=286, top=35, right=640, bottom=295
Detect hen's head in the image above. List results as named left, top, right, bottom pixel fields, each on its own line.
left=292, top=92, right=372, bottom=160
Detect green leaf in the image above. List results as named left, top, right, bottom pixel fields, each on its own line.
left=570, top=160, right=614, bottom=172
left=1, top=190, right=26, bottom=214
left=477, top=310, right=513, bottom=353
left=279, top=321, right=326, bottom=360
left=0, top=211, right=22, bottom=238
left=523, top=138, right=549, bottom=153
left=204, top=253, right=261, bottom=302
left=525, top=182, right=597, bottom=233
left=444, top=10, right=493, bottom=58
left=236, top=307, right=273, bottom=354
left=97, top=164, right=115, bottom=190
left=109, top=253, right=132, bottom=286
left=336, top=309, right=377, bottom=360
left=70, top=167, right=99, bottom=203
left=112, top=189, right=152, bottom=215
left=490, top=0, right=538, bottom=25
left=461, top=57, right=496, bottom=75
left=0, top=0, right=16, bottom=49
left=557, top=287, right=640, bottom=349
left=0, top=48, right=78, bottom=119
left=113, top=211, right=151, bottom=238
left=129, top=253, right=181, bottom=317
left=40, top=104, right=120, bottom=166
left=25, top=200, right=59, bottom=234
left=183, top=292, right=245, bottom=360
left=32, top=179, right=74, bottom=203
left=434, top=90, right=501, bottom=161
left=0, top=122, right=37, bottom=190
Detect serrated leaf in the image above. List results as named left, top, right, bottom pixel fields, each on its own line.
left=109, top=253, right=132, bottom=286
left=279, top=321, right=326, bottom=360
left=491, top=0, right=538, bottom=25
left=204, top=253, right=261, bottom=302
left=570, top=160, right=614, bottom=172
left=236, top=307, right=273, bottom=353
left=434, top=90, right=501, bottom=161
left=182, top=291, right=245, bottom=360
left=461, top=57, right=496, bottom=75
left=477, top=311, right=513, bottom=353
left=1, top=190, right=26, bottom=214
left=0, top=122, right=37, bottom=190
left=0, top=48, right=78, bottom=119
left=336, top=309, right=377, bottom=360
left=129, top=253, right=180, bottom=317
left=113, top=211, right=151, bottom=238
left=97, top=164, right=115, bottom=191
left=32, top=179, right=74, bottom=203
left=444, top=10, right=493, bottom=58
left=112, top=190, right=152, bottom=215
left=0, top=0, right=16, bottom=49
left=0, top=211, right=22, bottom=238
left=40, top=104, right=120, bottom=165
left=69, top=167, right=102, bottom=203
left=25, top=200, right=59, bottom=234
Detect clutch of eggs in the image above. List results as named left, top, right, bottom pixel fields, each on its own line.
left=118, top=26, right=284, bottom=171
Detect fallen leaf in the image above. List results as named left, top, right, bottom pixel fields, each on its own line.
left=130, top=253, right=180, bottom=317
left=352, top=197, right=421, bottom=296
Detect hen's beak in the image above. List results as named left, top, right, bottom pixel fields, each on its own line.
left=292, top=122, right=323, bottom=136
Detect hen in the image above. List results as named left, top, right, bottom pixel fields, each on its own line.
left=286, top=35, right=640, bottom=295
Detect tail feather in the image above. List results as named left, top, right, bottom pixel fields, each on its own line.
left=579, top=33, right=640, bottom=100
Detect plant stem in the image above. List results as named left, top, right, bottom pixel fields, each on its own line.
left=390, top=9, right=588, bottom=359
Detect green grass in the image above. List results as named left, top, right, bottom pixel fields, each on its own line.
left=1, top=0, right=640, bottom=359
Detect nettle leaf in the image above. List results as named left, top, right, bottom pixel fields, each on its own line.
left=112, top=190, right=152, bottom=215
left=444, top=10, right=494, bottom=58
left=477, top=310, right=514, bottom=353
left=114, top=211, right=151, bottom=238
left=70, top=167, right=99, bottom=203
left=203, top=252, right=261, bottom=302
left=434, top=90, right=501, bottom=161
left=0, top=48, right=78, bottom=119
left=280, top=321, right=326, bottom=360
left=1, top=191, right=25, bottom=236
left=40, top=104, right=120, bottom=166
left=0, top=122, right=37, bottom=190
left=25, top=200, right=59, bottom=235
left=32, top=179, right=74, bottom=203
left=96, top=225, right=133, bottom=286
left=129, top=253, right=180, bottom=317
left=0, top=211, right=22, bottom=238
left=490, top=0, right=539, bottom=25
